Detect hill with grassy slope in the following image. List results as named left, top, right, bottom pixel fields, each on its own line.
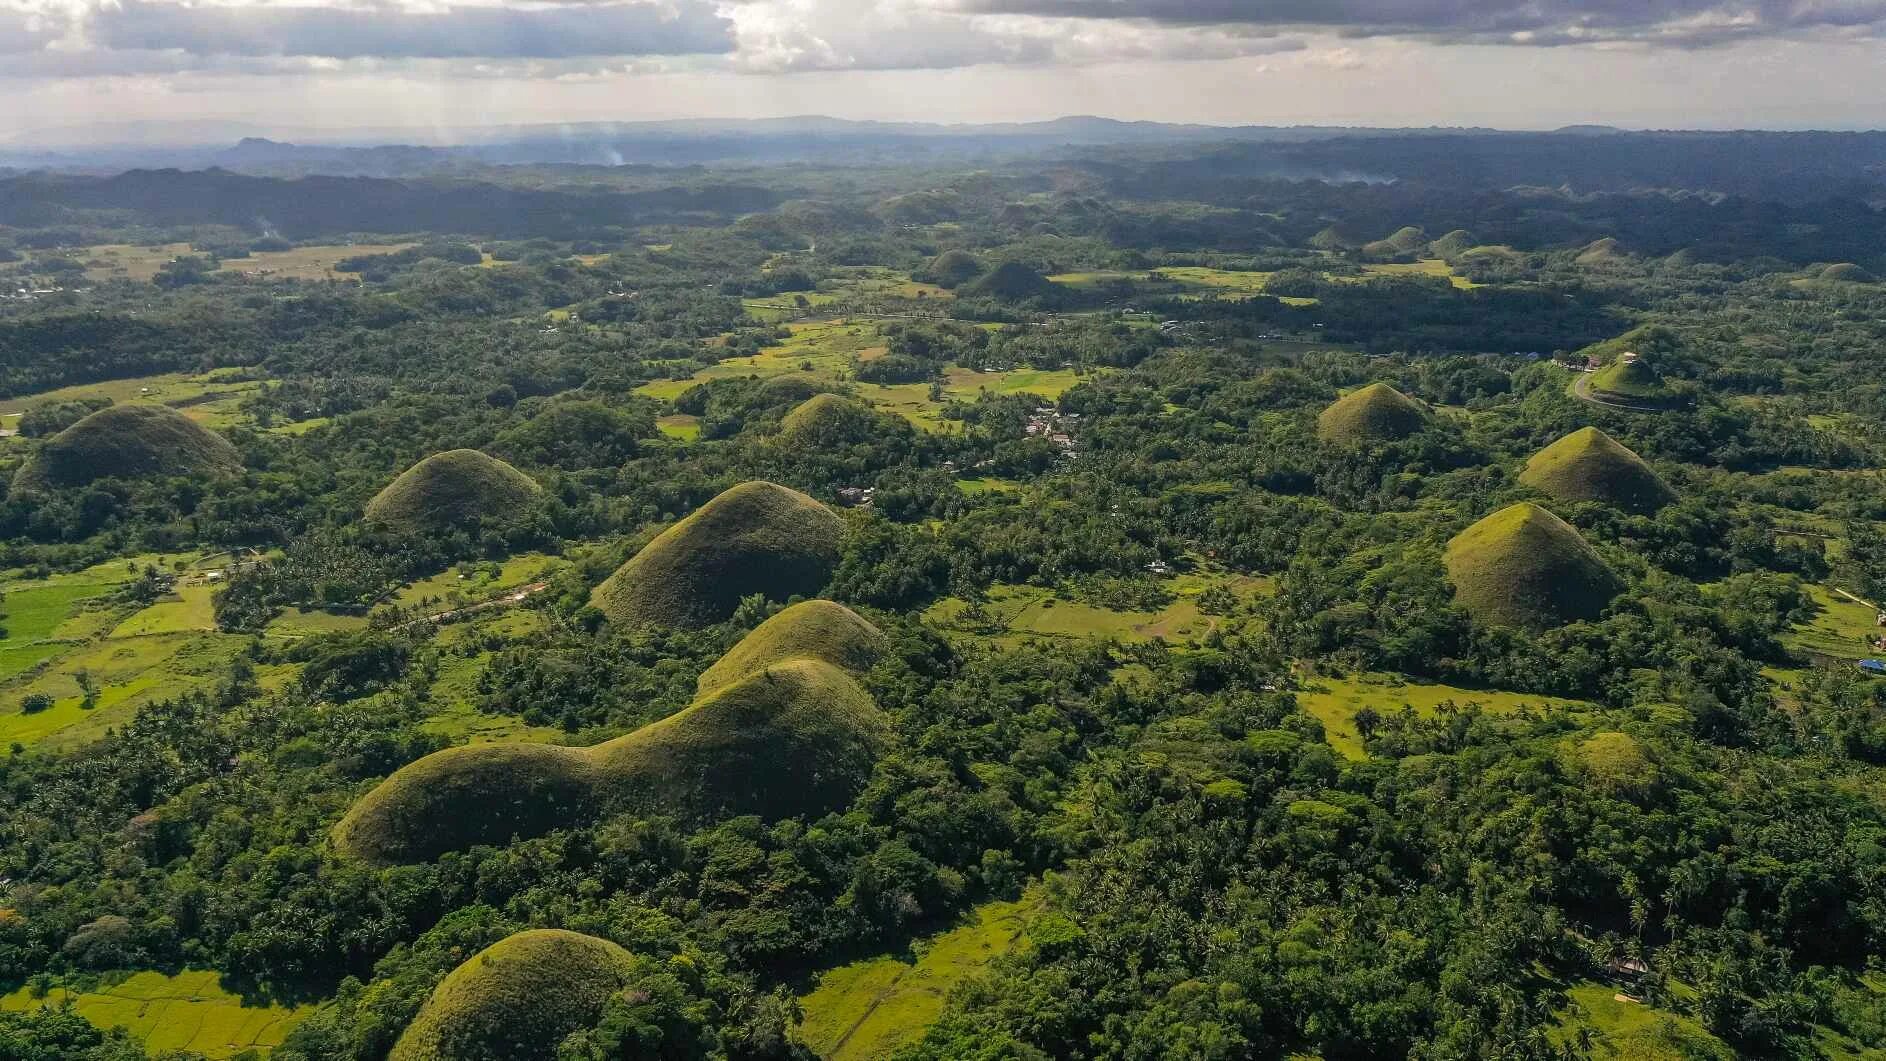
left=1362, top=226, right=1428, bottom=257
left=1308, top=223, right=1368, bottom=251
left=1519, top=427, right=1676, bottom=514
left=1575, top=237, right=1625, bottom=265
left=964, top=261, right=1060, bottom=301
left=1316, top=383, right=1429, bottom=443
left=926, top=249, right=984, bottom=288
left=12, top=403, right=240, bottom=491
left=697, top=599, right=886, bottom=697
left=1588, top=356, right=1672, bottom=402
left=336, top=656, right=888, bottom=864
left=776, top=393, right=880, bottom=449
left=363, top=449, right=542, bottom=534
left=1821, top=262, right=1875, bottom=282
left=590, top=481, right=845, bottom=628
left=1444, top=502, right=1623, bottom=629
left=1430, top=229, right=1476, bottom=258
left=389, top=929, right=637, bottom=1061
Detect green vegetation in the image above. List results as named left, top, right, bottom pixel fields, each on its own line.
left=363, top=449, right=542, bottom=534
left=696, top=599, right=886, bottom=696
left=1519, top=426, right=1677, bottom=514
left=1444, top=502, right=1623, bottom=629
left=1362, top=225, right=1428, bottom=257
left=591, top=481, right=845, bottom=628
left=1551, top=983, right=1732, bottom=1060
left=0, top=970, right=312, bottom=1059
left=12, top=403, right=240, bottom=491
left=389, top=930, right=637, bottom=1061
left=1820, top=263, right=1874, bottom=283
left=963, top=261, right=1060, bottom=301
left=797, top=889, right=1044, bottom=1060
left=924, top=249, right=984, bottom=288
left=1315, top=382, right=1429, bottom=443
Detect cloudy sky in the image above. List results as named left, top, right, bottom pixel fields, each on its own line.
left=5, top=0, right=1886, bottom=141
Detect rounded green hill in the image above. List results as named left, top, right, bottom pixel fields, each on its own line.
left=1362, top=226, right=1427, bottom=257
left=335, top=657, right=888, bottom=864
left=12, top=403, right=240, bottom=492
left=389, top=929, right=636, bottom=1061
left=1588, top=356, right=1671, bottom=403
left=965, top=261, right=1059, bottom=301
left=776, top=393, right=879, bottom=449
left=1820, top=262, right=1875, bottom=283
left=1519, top=427, right=1675, bottom=514
left=1443, top=502, right=1623, bottom=630
left=757, top=375, right=831, bottom=405
left=590, top=481, right=845, bottom=629
left=1575, top=237, right=1624, bottom=265
left=1430, top=229, right=1476, bottom=258
left=1316, top=383, right=1428, bottom=443
left=363, top=449, right=542, bottom=533
left=697, top=599, right=886, bottom=697
left=926, top=249, right=984, bottom=288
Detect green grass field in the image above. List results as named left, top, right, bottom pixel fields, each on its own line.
left=955, top=477, right=1018, bottom=495
left=927, top=575, right=1270, bottom=646
left=797, top=889, right=1045, bottom=1060
left=656, top=414, right=702, bottom=440
left=1, top=970, right=313, bottom=1059
left=0, top=369, right=274, bottom=432
left=1548, top=983, right=1729, bottom=1060
left=1358, top=259, right=1481, bottom=289
left=109, top=583, right=218, bottom=637
left=1784, top=585, right=1879, bottom=661
left=1296, top=672, right=1592, bottom=758
left=263, top=608, right=369, bottom=639
left=377, top=553, right=560, bottom=617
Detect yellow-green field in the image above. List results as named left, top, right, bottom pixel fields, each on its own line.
left=73, top=242, right=412, bottom=283
left=109, top=582, right=218, bottom=638
left=927, top=575, right=1270, bottom=646
left=221, top=243, right=414, bottom=280
left=1048, top=261, right=1474, bottom=301
left=1357, top=259, right=1481, bottom=289
left=1784, top=585, right=1879, bottom=661
left=0, top=369, right=324, bottom=435
left=262, top=607, right=369, bottom=640
left=419, top=612, right=567, bottom=745
left=375, top=553, right=560, bottom=617
left=797, top=889, right=1045, bottom=1061
left=1548, top=983, right=1729, bottom=1060
left=1, top=970, right=313, bottom=1059
left=1295, top=671, right=1592, bottom=758
left=656, top=414, right=702, bottom=440
left=635, top=319, right=881, bottom=400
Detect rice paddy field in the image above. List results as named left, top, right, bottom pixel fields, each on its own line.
left=797, top=889, right=1045, bottom=1061
left=1295, top=671, right=1593, bottom=759
left=0, top=970, right=314, bottom=1059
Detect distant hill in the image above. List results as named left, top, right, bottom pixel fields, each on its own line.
left=1444, top=502, right=1622, bottom=629
left=964, top=261, right=1061, bottom=302
left=1316, top=383, right=1429, bottom=443
left=363, top=449, right=541, bottom=534
left=775, top=394, right=882, bottom=449
left=590, top=481, right=844, bottom=628
left=12, top=404, right=239, bottom=492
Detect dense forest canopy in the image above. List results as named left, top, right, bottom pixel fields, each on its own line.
left=2, top=130, right=1886, bottom=1060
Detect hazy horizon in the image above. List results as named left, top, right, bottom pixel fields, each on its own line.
left=6, top=1, right=1886, bottom=144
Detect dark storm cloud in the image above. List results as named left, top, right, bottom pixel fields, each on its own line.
left=949, top=0, right=1886, bottom=45
left=90, top=0, right=735, bottom=59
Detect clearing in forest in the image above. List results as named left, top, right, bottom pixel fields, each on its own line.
left=1295, top=671, right=1591, bottom=759
left=797, top=889, right=1045, bottom=1061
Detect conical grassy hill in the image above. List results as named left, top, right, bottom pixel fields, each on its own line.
left=1316, top=383, right=1428, bottom=443
left=363, top=449, right=542, bottom=534
left=776, top=393, right=880, bottom=449
left=591, top=481, right=845, bottom=628
left=1519, top=427, right=1675, bottom=514
left=12, top=403, right=240, bottom=491
left=697, top=599, right=886, bottom=697
left=1444, top=502, right=1623, bottom=629
left=389, top=929, right=637, bottom=1061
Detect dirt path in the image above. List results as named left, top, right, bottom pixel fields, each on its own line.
left=1569, top=372, right=1667, bottom=413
